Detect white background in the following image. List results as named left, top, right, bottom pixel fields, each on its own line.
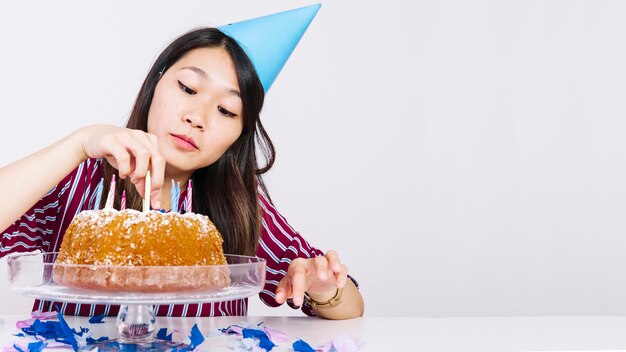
left=1, top=0, right=626, bottom=317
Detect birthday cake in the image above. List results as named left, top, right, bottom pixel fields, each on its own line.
left=53, top=209, right=230, bottom=292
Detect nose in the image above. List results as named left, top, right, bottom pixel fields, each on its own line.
left=184, top=116, right=204, bottom=130
left=182, top=105, right=209, bottom=131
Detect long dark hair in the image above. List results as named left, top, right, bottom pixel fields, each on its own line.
left=100, top=28, right=275, bottom=256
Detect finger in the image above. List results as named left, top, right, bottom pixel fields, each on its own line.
left=134, top=179, right=145, bottom=199
left=129, top=147, right=150, bottom=187
left=119, top=133, right=151, bottom=183
left=118, top=140, right=149, bottom=200
left=145, top=136, right=165, bottom=210
left=336, top=264, right=349, bottom=288
left=314, top=255, right=328, bottom=281
left=290, top=265, right=308, bottom=307
left=275, top=278, right=291, bottom=304
left=145, top=132, right=159, bottom=146
left=106, top=143, right=132, bottom=179
left=129, top=131, right=164, bottom=209
left=104, top=156, right=119, bottom=172
left=325, top=250, right=342, bottom=272
left=132, top=131, right=161, bottom=175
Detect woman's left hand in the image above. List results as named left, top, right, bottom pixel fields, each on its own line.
left=274, top=250, right=348, bottom=307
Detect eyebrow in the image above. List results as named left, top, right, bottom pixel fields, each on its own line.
left=180, top=66, right=241, bottom=97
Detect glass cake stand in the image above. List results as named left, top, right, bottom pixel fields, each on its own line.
left=7, top=252, right=266, bottom=350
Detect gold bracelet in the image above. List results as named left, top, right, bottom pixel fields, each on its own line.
left=303, top=287, right=344, bottom=309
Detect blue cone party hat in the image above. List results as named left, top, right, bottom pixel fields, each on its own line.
left=218, top=4, right=321, bottom=92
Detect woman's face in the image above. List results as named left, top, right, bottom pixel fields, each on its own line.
left=147, top=47, right=244, bottom=179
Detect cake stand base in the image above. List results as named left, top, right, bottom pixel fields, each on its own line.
left=117, top=304, right=156, bottom=342
left=82, top=340, right=186, bottom=351
left=80, top=304, right=189, bottom=351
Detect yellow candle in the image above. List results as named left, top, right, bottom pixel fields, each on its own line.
left=143, top=171, right=151, bottom=212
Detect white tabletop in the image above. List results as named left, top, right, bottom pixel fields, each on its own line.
left=2, top=315, right=626, bottom=351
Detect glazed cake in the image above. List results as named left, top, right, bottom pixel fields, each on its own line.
left=53, top=209, right=230, bottom=292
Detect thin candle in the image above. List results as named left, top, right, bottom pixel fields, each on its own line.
left=104, top=174, right=116, bottom=209
left=120, top=190, right=126, bottom=210
left=93, top=178, right=104, bottom=210
left=185, top=179, right=193, bottom=213
left=171, top=179, right=180, bottom=213
left=143, top=171, right=151, bottom=212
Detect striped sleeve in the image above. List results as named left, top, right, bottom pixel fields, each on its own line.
left=0, top=159, right=102, bottom=258
left=255, top=192, right=324, bottom=316
left=0, top=177, right=69, bottom=257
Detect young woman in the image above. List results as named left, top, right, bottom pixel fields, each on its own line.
left=0, top=21, right=364, bottom=319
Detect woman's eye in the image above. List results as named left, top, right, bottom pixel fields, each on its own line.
left=218, top=106, right=237, bottom=118
left=178, top=81, right=196, bottom=95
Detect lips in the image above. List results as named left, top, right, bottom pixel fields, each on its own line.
left=171, top=134, right=198, bottom=150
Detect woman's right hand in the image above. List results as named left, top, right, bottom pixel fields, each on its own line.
left=76, top=125, right=165, bottom=209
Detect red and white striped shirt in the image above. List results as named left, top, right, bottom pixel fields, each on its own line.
left=0, top=159, right=326, bottom=317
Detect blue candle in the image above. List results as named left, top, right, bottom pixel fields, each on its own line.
left=171, top=180, right=180, bottom=212
left=93, top=178, right=104, bottom=210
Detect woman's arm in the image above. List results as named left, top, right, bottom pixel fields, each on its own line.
left=0, top=129, right=85, bottom=231
left=256, top=193, right=364, bottom=320
left=0, top=125, right=165, bottom=232
left=307, top=275, right=364, bottom=320
left=275, top=250, right=365, bottom=320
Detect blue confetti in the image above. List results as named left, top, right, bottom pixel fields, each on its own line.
left=219, top=324, right=243, bottom=335
left=98, top=341, right=188, bottom=351
left=293, top=339, right=315, bottom=352
left=26, top=341, right=47, bottom=352
left=78, top=326, right=90, bottom=336
left=156, top=328, right=173, bottom=341
left=170, top=324, right=205, bottom=352
left=102, top=341, right=138, bottom=351
left=171, top=345, right=194, bottom=352
left=88, top=313, right=106, bottom=324
left=21, top=320, right=59, bottom=339
left=15, top=312, right=207, bottom=352
left=189, top=324, right=205, bottom=348
left=86, top=336, right=110, bottom=345
left=242, top=328, right=276, bottom=351
left=55, top=313, right=79, bottom=351
left=19, top=316, right=87, bottom=351
left=13, top=333, right=25, bottom=337
left=242, top=328, right=266, bottom=339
